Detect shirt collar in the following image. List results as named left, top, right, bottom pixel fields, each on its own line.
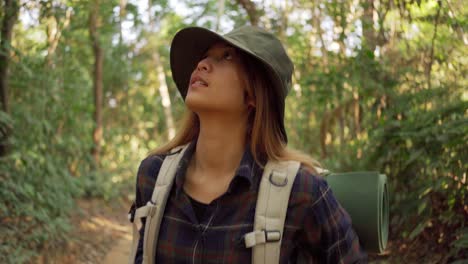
left=174, top=140, right=196, bottom=197
left=173, top=140, right=258, bottom=197
left=228, top=145, right=257, bottom=193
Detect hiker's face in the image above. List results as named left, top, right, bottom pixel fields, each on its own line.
left=185, top=43, right=254, bottom=117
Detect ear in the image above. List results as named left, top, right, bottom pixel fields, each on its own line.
left=244, top=90, right=256, bottom=108
left=246, top=97, right=256, bottom=110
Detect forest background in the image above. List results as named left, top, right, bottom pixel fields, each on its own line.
left=0, top=0, right=466, bottom=263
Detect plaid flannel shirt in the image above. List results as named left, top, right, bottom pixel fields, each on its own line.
left=131, top=141, right=367, bottom=263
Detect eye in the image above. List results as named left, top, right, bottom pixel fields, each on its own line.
left=222, top=50, right=233, bottom=60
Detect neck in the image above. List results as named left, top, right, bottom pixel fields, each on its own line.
left=192, top=112, right=248, bottom=176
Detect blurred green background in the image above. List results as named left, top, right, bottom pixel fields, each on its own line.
left=0, top=0, right=466, bottom=263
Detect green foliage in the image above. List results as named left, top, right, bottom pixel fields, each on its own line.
left=451, top=228, right=468, bottom=258
left=365, top=94, right=467, bottom=241
left=0, top=111, right=13, bottom=145
left=0, top=49, right=88, bottom=262
left=1, top=0, right=466, bottom=262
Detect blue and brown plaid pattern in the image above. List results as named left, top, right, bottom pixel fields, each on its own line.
left=132, top=141, right=367, bottom=263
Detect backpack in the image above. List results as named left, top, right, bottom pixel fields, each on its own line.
left=128, top=144, right=301, bottom=264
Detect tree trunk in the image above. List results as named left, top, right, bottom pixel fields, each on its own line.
left=312, top=2, right=329, bottom=65
left=147, top=0, right=176, bottom=141
left=0, top=0, right=19, bottom=114
left=46, top=8, right=72, bottom=67
left=338, top=1, right=347, bottom=54
left=237, top=0, right=259, bottom=26
left=426, top=0, right=442, bottom=90
left=89, top=0, right=104, bottom=166
left=118, top=0, right=130, bottom=127
left=337, top=107, right=345, bottom=151
left=118, top=0, right=127, bottom=44
left=0, top=0, right=19, bottom=156
left=353, top=93, right=361, bottom=137
left=154, top=52, right=176, bottom=140
left=216, top=0, right=225, bottom=31
left=361, top=0, right=376, bottom=52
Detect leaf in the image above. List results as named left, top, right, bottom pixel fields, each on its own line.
left=403, top=149, right=424, bottom=169
left=450, top=260, right=468, bottom=264
left=409, top=221, right=427, bottom=240
left=417, top=200, right=427, bottom=215
left=452, top=228, right=468, bottom=249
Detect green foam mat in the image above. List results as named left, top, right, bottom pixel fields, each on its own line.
left=326, top=171, right=389, bottom=253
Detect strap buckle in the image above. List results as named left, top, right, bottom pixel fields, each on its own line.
left=264, top=230, right=281, bottom=242
left=244, top=229, right=282, bottom=248
left=147, top=200, right=158, bottom=217
left=128, top=202, right=136, bottom=223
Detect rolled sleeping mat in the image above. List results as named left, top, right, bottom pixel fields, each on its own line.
left=325, top=171, right=389, bottom=254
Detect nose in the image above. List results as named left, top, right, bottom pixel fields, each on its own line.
left=196, top=56, right=212, bottom=72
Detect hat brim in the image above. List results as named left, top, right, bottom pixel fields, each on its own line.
left=170, top=27, right=288, bottom=142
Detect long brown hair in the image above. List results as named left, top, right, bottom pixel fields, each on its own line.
left=149, top=48, right=321, bottom=173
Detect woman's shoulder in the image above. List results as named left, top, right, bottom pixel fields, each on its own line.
left=136, top=142, right=193, bottom=190
left=136, top=152, right=170, bottom=189
left=290, top=164, right=331, bottom=204
left=134, top=153, right=168, bottom=207
left=137, top=154, right=165, bottom=178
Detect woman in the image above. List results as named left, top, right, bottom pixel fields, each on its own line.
left=130, top=25, right=367, bottom=263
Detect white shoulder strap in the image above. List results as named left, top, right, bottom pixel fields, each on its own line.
left=127, top=144, right=190, bottom=264
left=244, top=160, right=300, bottom=264
left=128, top=204, right=152, bottom=264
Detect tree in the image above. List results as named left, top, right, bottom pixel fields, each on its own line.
left=0, top=0, right=19, bottom=114
left=89, top=0, right=104, bottom=166
left=236, top=0, right=259, bottom=26
left=148, top=0, right=176, bottom=141
left=0, top=0, right=19, bottom=156
left=215, top=0, right=225, bottom=31
left=45, top=5, right=72, bottom=67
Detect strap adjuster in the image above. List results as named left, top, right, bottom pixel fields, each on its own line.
left=244, top=230, right=282, bottom=248
left=146, top=201, right=158, bottom=217
left=265, top=230, right=281, bottom=242
left=269, top=171, right=288, bottom=186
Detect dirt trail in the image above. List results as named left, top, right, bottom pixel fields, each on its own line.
left=103, top=234, right=132, bottom=264
left=76, top=198, right=133, bottom=264
left=96, top=199, right=133, bottom=264
left=34, top=199, right=133, bottom=264
left=75, top=198, right=133, bottom=264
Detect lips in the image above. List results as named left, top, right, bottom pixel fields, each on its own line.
left=190, top=75, right=208, bottom=88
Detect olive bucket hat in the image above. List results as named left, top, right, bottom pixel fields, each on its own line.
left=170, top=25, right=294, bottom=142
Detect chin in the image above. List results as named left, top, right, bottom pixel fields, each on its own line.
left=185, top=95, right=214, bottom=113
left=185, top=93, right=245, bottom=115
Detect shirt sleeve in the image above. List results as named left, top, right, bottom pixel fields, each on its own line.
left=134, top=218, right=145, bottom=264
left=131, top=155, right=165, bottom=264
left=302, top=176, right=368, bottom=263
